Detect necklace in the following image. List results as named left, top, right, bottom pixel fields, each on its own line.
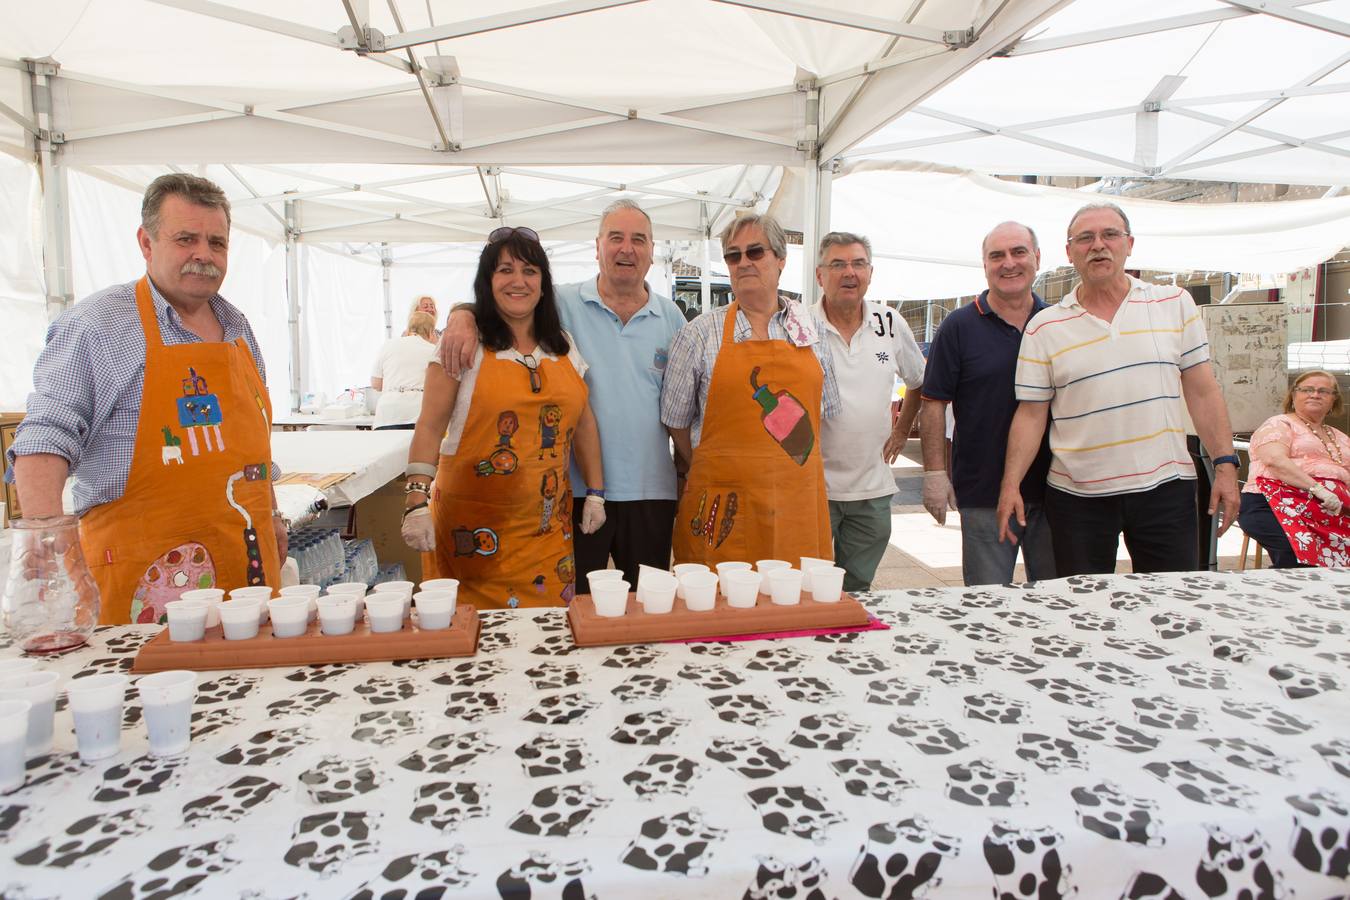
left=1295, top=413, right=1343, bottom=464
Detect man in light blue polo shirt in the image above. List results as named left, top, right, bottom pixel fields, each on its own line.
left=440, top=200, right=686, bottom=594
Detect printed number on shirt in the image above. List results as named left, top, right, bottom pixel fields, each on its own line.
left=872, top=310, right=895, bottom=338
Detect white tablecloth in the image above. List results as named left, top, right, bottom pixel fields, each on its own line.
left=1, top=568, right=1347, bottom=898
left=270, top=430, right=411, bottom=508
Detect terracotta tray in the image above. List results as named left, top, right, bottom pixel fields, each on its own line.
left=567, top=591, right=870, bottom=647
left=131, top=605, right=480, bottom=673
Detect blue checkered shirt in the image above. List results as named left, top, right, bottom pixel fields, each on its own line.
left=8, top=279, right=272, bottom=515
left=660, top=300, right=842, bottom=446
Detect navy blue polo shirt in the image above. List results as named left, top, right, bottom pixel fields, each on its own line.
left=921, top=291, right=1052, bottom=508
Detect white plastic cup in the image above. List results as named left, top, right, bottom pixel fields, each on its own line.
left=0, top=659, right=40, bottom=679
left=373, top=582, right=414, bottom=619
left=723, top=569, right=762, bottom=608
left=164, top=600, right=208, bottom=642
left=810, top=565, right=846, bottom=603
left=365, top=593, right=404, bottom=633
left=680, top=571, right=719, bottom=611
left=641, top=570, right=678, bottom=614
left=316, top=596, right=357, bottom=636
left=419, top=578, right=459, bottom=594
left=636, top=564, right=668, bottom=605
left=267, top=596, right=310, bottom=638
left=180, top=588, right=225, bottom=628
left=219, top=600, right=261, bottom=640
left=715, top=561, right=752, bottom=597
left=231, top=586, right=275, bottom=625
left=799, top=557, right=834, bottom=593
left=413, top=591, right=455, bottom=631
left=279, top=584, right=322, bottom=623
left=0, top=699, right=32, bottom=793
left=672, top=563, right=711, bottom=599
left=325, top=583, right=367, bottom=618
left=591, top=580, right=631, bottom=617
left=66, top=674, right=129, bottom=763
left=136, top=670, right=197, bottom=758
left=756, top=559, right=791, bottom=578
left=0, top=671, right=60, bottom=757
left=768, top=568, right=804, bottom=606
left=586, top=569, right=625, bottom=587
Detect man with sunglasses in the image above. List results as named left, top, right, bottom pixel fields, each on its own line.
left=808, top=231, right=925, bottom=591
left=996, top=202, right=1240, bottom=575
left=439, top=201, right=687, bottom=594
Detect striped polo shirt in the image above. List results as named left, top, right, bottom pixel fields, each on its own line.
left=1015, top=276, right=1210, bottom=497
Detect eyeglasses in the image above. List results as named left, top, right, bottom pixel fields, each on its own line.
left=723, top=244, right=770, bottom=266
left=489, top=226, right=540, bottom=243
left=1295, top=386, right=1336, bottom=396
left=825, top=260, right=872, bottom=272
left=1069, top=229, right=1129, bottom=246
left=517, top=354, right=541, bottom=393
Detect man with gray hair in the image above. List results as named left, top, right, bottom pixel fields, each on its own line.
left=810, top=231, right=925, bottom=591
left=10, top=173, right=285, bottom=624
left=440, top=199, right=687, bottom=592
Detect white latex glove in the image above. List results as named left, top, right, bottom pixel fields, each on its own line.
left=580, top=495, right=606, bottom=534
left=401, top=506, right=435, bottom=551
left=1310, top=483, right=1343, bottom=517
left=922, top=471, right=957, bottom=525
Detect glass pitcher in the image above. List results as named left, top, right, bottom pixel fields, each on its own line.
left=2, top=516, right=100, bottom=653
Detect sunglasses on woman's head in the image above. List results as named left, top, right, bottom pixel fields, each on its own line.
left=489, top=226, right=540, bottom=243
left=722, top=244, right=769, bottom=265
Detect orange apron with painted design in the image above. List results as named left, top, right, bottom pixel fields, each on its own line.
left=429, top=346, right=586, bottom=609
left=80, top=277, right=280, bottom=624
left=673, top=302, right=832, bottom=566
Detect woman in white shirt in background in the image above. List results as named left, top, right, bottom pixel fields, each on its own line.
left=371, top=310, right=438, bottom=430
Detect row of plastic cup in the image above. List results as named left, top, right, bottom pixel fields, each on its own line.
left=587, top=558, right=846, bottom=618
left=0, top=661, right=198, bottom=792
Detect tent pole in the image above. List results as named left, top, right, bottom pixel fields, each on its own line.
left=381, top=243, right=393, bottom=338
left=29, top=59, right=73, bottom=320
left=285, top=199, right=303, bottom=412
left=699, top=201, right=712, bottom=313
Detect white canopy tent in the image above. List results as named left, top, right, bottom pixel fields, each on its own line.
left=0, top=0, right=1347, bottom=411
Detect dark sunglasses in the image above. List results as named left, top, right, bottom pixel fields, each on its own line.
left=723, top=244, right=769, bottom=265
left=489, top=226, right=540, bottom=243
left=517, top=354, right=542, bottom=393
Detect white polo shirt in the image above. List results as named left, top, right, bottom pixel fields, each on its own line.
left=811, top=299, right=925, bottom=501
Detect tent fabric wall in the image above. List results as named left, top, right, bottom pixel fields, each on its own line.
left=0, top=155, right=47, bottom=410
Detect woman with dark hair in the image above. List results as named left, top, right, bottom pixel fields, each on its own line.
left=401, top=228, right=606, bottom=608
left=1239, top=369, right=1350, bottom=567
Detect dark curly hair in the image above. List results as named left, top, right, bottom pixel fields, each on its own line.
left=473, top=230, right=569, bottom=357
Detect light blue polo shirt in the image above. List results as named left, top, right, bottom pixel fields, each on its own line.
left=558, top=277, right=686, bottom=501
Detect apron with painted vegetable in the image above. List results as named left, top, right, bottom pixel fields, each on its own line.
left=673, top=302, right=831, bottom=567
left=80, top=277, right=280, bottom=624
left=430, top=346, right=586, bottom=609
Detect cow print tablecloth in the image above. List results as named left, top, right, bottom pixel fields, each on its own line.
left=1, top=568, right=1348, bottom=899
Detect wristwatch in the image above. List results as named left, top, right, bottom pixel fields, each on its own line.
left=585, top=488, right=606, bottom=499
left=1212, top=454, right=1240, bottom=468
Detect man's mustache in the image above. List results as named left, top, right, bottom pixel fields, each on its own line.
left=181, top=261, right=222, bottom=278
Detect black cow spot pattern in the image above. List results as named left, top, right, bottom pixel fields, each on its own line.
left=353, top=674, right=419, bottom=705
left=1286, top=612, right=1344, bottom=636
left=743, top=856, right=827, bottom=900
left=601, top=645, right=662, bottom=668
left=348, top=847, right=476, bottom=897
left=495, top=851, right=589, bottom=899
left=1017, top=732, right=1087, bottom=773
left=949, top=621, right=1007, bottom=644
left=888, top=715, right=970, bottom=755
left=15, top=806, right=151, bottom=868
left=1165, top=661, right=1230, bottom=691
left=523, top=662, right=583, bottom=690
left=865, top=676, right=928, bottom=707
left=1316, top=649, right=1350, bottom=668
left=100, top=836, right=237, bottom=898
left=983, top=822, right=1073, bottom=898
left=745, top=647, right=812, bottom=672
left=508, top=783, right=608, bottom=837
left=266, top=687, right=341, bottom=718
left=194, top=673, right=261, bottom=704
left=532, top=608, right=568, bottom=632
left=1221, top=699, right=1314, bottom=735
left=1198, top=737, right=1294, bottom=776
left=284, top=810, right=380, bottom=876
left=687, top=640, right=740, bottom=657
left=1068, top=611, right=1117, bottom=632
left=515, top=731, right=592, bottom=777
left=443, top=690, right=505, bottom=723
left=1067, top=574, right=1110, bottom=593
left=1209, top=633, right=1264, bottom=662
left=746, top=785, right=844, bottom=843
left=960, top=592, right=1005, bottom=609
left=1195, top=825, right=1285, bottom=899
left=476, top=629, right=518, bottom=655
left=849, top=816, right=960, bottom=898
left=826, top=649, right=889, bottom=675
left=1150, top=611, right=1202, bottom=640
left=777, top=676, right=842, bottom=704
left=1031, top=634, right=1086, bottom=658
left=1189, top=600, right=1262, bottom=622
left=964, top=691, right=1029, bottom=725
left=522, top=691, right=600, bottom=725
left=789, top=711, right=867, bottom=751
left=409, top=781, right=487, bottom=833
left=909, top=601, right=967, bottom=622
left=1132, top=695, right=1204, bottom=731
left=624, top=753, right=701, bottom=798
left=352, top=709, right=425, bottom=746
left=621, top=808, right=726, bottom=877
left=1, top=803, right=31, bottom=840
left=1314, top=738, right=1350, bottom=778
left=1027, top=677, right=1107, bottom=708
left=1066, top=717, right=1160, bottom=753
left=829, top=758, right=911, bottom=805
left=99, top=632, right=153, bottom=655
left=706, top=737, right=796, bottom=779
left=92, top=756, right=186, bottom=803
left=528, top=633, right=577, bottom=657
left=181, top=775, right=284, bottom=825
left=1269, top=662, right=1341, bottom=699
left=18, top=752, right=84, bottom=794
left=397, top=730, right=497, bottom=774
left=1071, top=781, right=1163, bottom=845
left=299, top=755, right=383, bottom=803
left=678, top=663, right=746, bottom=690
left=891, top=632, right=944, bottom=656
left=610, top=708, right=688, bottom=745
left=1143, top=760, right=1258, bottom=809
left=1103, top=637, right=1171, bottom=660
left=993, top=610, right=1049, bottom=631
left=216, top=726, right=316, bottom=766
left=612, top=673, right=673, bottom=704
left=1075, top=660, right=1148, bottom=688
left=432, top=659, right=509, bottom=687
left=708, top=693, right=779, bottom=727
left=972, top=649, right=1044, bottom=674
left=945, top=759, right=1023, bottom=807
left=1287, top=790, right=1350, bottom=877
left=71, top=657, right=134, bottom=679
left=926, top=660, right=981, bottom=685
left=1021, top=592, right=1075, bottom=611
left=1249, top=626, right=1320, bottom=650
left=1108, top=590, right=1153, bottom=611
left=283, top=663, right=356, bottom=683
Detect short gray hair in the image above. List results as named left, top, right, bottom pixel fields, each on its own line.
left=598, top=198, right=652, bottom=236
left=142, top=173, right=231, bottom=236
left=720, top=212, right=787, bottom=259
left=816, top=231, right=871, bottom=266
left=1067, top=202, right=1130, bottom=238
left=982, top=221, right=1040, bottom=255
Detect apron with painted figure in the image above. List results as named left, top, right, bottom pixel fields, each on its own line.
left=673, top=302, right=831, bottom=567
left=430, top=346, right=585, bottom=609
left=81, top=277, right=280, bottom=624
